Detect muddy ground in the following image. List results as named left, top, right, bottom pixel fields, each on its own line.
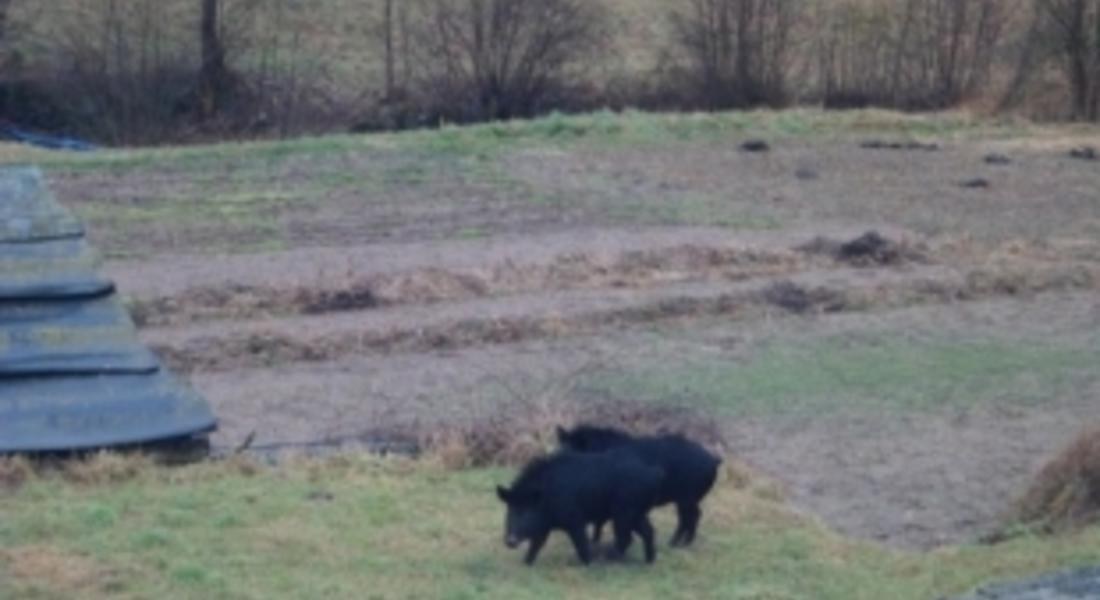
left=44, top=121, right=1100, bottom=549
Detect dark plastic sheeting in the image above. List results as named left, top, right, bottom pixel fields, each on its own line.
left=0, top=166, right=83, bottom=243
left=0, top=373, right=215, bottom=452
left=0, top=296, right=156, bottom=376
left=0, top=237, right=115, bottom=300
left=0, top=165, right=216, bottom=452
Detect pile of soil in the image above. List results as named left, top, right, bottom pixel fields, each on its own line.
left=797, top=230, right=927, bottom=268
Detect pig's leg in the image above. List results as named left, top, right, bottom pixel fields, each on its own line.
left=676, top=502, right=701, bottom=546
left=609, top=516, right=634, bottom=560
left=524, top=530, right=550, bottom=565
left=566, top=526, right=592, bottom=565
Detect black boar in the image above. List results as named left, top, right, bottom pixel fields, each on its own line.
left=496, top=450, right=664, bottom=566
left=556, top=424, right=721, bottom=547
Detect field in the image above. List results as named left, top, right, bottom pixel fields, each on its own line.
left=2, top=108, right=1100, bottom=598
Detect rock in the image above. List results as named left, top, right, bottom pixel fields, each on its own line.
left=740, top=139, right=770, bottom=153
left=948, top=566, right=1100, bottom=600
left=795, top=167, right=819, bottom=181
left=960, top=178, right=991, bottom=189
left=1069, top=147, right=1098, bottom=161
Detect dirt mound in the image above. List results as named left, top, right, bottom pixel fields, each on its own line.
left=798, top=230, right=927, bottom=267
left=1069, top=146, right=1098, bottom=161
left=1010, top=426, right=1100, bottom=534
left=761, top=280, right=847, bottom=314
left=150, top=260, right=1099, bottom=374
left=129, top=244, right=801, bottom=327
left=859, top=139, right=940, bottom=151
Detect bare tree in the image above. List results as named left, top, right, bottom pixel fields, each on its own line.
left=1034, top=0, right=1100, bottom=119
left=814, top=0, right=1008, bottom=110
left=0, top=0, right=12, bottom=43
left=197, top=0, right=233, bottom=118
left=670, top=0, right=802, bottom=109
left=407, top=0, right=608, bottom=121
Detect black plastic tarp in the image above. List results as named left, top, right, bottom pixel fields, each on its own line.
left=0, top=165, right=216, bottom=452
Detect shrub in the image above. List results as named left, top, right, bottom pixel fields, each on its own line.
left=667, top=0, right=802, bottom=109
left=1011, top=425, right=1100, bottom=533
left=403, top=0, right=610, bottom=123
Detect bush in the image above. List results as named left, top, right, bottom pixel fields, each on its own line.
left=666, top=0, right=802, bottom=109
left=815, top=0, right=1010, bottom=110
left=1011, top=425, right=1100, bottom=533
left=399, top=0, right=610, bottom=124
left=1029, top=0, right=1100, bottom=120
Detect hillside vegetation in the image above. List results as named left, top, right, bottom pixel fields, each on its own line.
left=1, top=0, right=1094, bottom=143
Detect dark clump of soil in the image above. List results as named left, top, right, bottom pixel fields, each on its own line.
left=300, top=286, right=378, bottom=315
left=798, top=230, right=925, bottom=267
left=740, top=139, right=770, bottom=153
left=1069, top=146, right=1098, bottom=161
left=839, top=231, right=908, bottom=265
left=859, top=139, right=939, bottom=152
left=960, top=178, right=991, bottom=189
left=794, top=167, right=819, bottom=181
left=984, top=153, right=1012, bottom=165
left=1012, top=425, right=1100, bottom=532
left=761, top=280, right=846, bottom=314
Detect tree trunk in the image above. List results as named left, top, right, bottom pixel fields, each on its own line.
left=199, top=0, right=229, bottom=119
left=0, top=0, right=12, bottom=43
left=383, top=0, right=395, bottom=100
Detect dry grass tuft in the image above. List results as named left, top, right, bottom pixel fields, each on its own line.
left=0, top=456, right=35, bottom=490
left=0, top=545, right=110, bottom=594
left=576, top=398, right=728, bottom=454
left=413, top=362, right=728, bottom=469
left=61, top=451, right=152, bottom=485
left=1010, top=425, right=1100, bottom=534
left=417, top=398, right=571, bottom=470
left=798, top=230, right=929, bottom=268
left=417, top=396, right=728, bottom=470
left=762, top=280, right=848, bottom=314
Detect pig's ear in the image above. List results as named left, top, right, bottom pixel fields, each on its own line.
left=496, top=485, right=511, bottom=503
left=555, top=426, right=569, bottom=442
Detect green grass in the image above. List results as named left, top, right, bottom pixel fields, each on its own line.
left=6, top=109, right=1008, bottom=175
left=585, top=332, right=1100, bottom=416
left=1, top=455, right=1099, bottom=600
left=0, top=107, right=1075, bottom=258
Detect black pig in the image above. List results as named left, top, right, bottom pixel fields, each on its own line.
left=556, top=424, right=721, bottom=547
left=496, top=450, right=664, bottom=566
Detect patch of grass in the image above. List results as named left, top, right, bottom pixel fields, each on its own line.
left=455, top=227, right=489, bottom=240
left=586, top=333, right=1100, bottom=416
left=394, top=109, right=1001, bottom=159
left=1, top=456, right=1099, bottom=600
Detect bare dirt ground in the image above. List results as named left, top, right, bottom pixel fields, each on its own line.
left=43, top=121, right=1100, bottom=549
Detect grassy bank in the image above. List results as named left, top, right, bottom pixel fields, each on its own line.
left=1, top=455, right=1098, bottom=600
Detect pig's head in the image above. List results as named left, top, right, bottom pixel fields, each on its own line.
left=496, top=485, right=546, bottom=549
